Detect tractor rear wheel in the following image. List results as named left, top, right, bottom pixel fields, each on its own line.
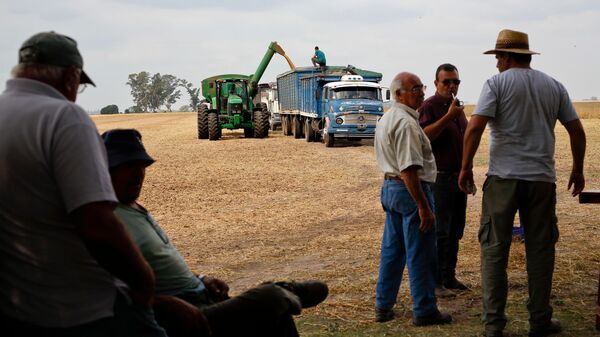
left=197, top=105, right=208, bottom=139
left=208, top=112, right=220, bottom=141
left=253, top=107, right=270, bottom=139
left=292, top=116, right=303, bottom=139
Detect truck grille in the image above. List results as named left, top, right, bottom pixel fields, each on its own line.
left=343, top=113, right=379, bottom=125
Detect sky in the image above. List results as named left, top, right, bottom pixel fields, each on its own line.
left=1, top=0, right=599, bottom=112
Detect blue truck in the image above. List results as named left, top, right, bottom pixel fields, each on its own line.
left=277, top=65, right=388, bottom=147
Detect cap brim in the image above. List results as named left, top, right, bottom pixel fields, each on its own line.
left=81, top=69, right=96, bottom=87
left=483, top=48, right=540, bottom=55
left=108, top=152, right=155, bottom=169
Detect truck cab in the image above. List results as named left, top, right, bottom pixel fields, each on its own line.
left=320, top=75, right=384, bottom=146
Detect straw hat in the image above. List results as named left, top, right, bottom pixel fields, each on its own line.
left=484, top=29, right=539, bottom=55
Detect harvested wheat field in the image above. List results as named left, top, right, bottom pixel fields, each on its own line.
left=93, top=112, right=600, bottom=337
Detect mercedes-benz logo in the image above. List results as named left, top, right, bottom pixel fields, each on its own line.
left=358, top=116, right=365, bottom=122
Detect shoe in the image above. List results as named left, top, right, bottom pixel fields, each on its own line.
left=528, top=318, right=562, bottom=337
left=413, top=310, right=452, bottom=326
left=375, top=307, right=395, bottom=323
left=444, top=277, right=469, bottom=291
left=435, top=285, right=456, bottom=298
left=276, top=280, right=328, bottom=308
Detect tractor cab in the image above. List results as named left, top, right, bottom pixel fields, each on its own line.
left=216, top=79, right=251, bottom=115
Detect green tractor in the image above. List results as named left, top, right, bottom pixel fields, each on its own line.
left=197, top=42, right=295, bottom=140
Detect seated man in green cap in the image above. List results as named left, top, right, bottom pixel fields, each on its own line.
left=102, top=128, right=328, bottom=337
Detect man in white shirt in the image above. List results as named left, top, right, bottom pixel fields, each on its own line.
left=459, top=29, right=586, bottom=337
left=373, top=72, right=451, bottom=326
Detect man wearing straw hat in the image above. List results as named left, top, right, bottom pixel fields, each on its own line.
left=459, top=29, right=586, bottom=337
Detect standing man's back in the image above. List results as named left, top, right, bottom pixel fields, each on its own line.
left=0, top=31, right=167, bottom=336
left=477, top=68, right=575, bottom=181
left=459, top=29, right=586, bottom=337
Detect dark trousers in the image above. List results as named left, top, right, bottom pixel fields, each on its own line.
left=432, top=173, right=467, bottom=284
left=479, top=176, right=558, bottom=332
left=182, top=283, right=300, bottom=337
left=0, top=290, right=167, bottom=337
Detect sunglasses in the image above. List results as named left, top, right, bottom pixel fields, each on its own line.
left=442, top=79, right=461, bottom=86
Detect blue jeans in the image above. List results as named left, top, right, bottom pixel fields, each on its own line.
left=432, top=173, right=467, bottom=284
left=375, top=179, right=438, bottom=318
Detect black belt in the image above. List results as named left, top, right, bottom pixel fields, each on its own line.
left=437, top=171, right=458, bottom=176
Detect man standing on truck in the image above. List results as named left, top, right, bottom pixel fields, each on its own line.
left=373, top=72, right=452, bottom=326
left=419, top=63, right=469, bottom=298
left=311, top=46, right=326, bottom=67
left=459, top=29, right=586, bottom=337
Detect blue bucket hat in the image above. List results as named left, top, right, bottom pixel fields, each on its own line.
left=101, top=129, right=155, bottom=169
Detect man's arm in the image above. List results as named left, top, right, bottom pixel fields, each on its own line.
left=154, top=295, right=212, bottom=337
left=72, top=201, right=155, bottom=307
left=422, top=99, right=465, bottom=141
left=562, top=118, right=586, bottom=196
left=399, top=166, right=434, bottom=232
left=459, top=115, right=490, bottom=193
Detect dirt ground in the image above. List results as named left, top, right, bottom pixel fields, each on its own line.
left=93, top=113, right=600, bottom=336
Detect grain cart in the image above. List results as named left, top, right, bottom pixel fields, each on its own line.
left=197, top=42, right=295, bottom=140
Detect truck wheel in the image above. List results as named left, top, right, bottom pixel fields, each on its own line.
left=197, top=105, right=208, bottom=139
left=282, top=116, right=289, bottom=136
left=324, top=131, right=334, bottom=147
left=253, top=109, right=270, bottom=139
left=292, top=116, right=303, bottom=139
left=208, top=112, right=220, bottom=141
left=304, top=118, right=314, bottom=142
left=285, top=116, right=293, bottom=136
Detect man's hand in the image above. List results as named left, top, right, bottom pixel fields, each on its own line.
left=418, top=206, right=435, bottom=232
left=568, top=171, right=585, bottom=197
left=153, top=295, right=212, bottom=337
left=447, top=98, right=465, bottom=120
left=202, top=276, right=230, bottom=302
left=458, top=168, right=475, bottom=195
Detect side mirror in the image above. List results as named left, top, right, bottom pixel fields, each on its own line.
left=316, top=89, right=321, bottom=100
left=386, top=90, right=391, bottom=101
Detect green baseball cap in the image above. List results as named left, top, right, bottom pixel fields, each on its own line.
left=19, top=31, right=95, bottom=86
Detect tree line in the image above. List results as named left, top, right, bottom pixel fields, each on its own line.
left=125, top=72, right=201, bottom=113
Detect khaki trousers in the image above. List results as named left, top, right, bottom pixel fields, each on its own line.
left=479, top=176, right=558, bottom=332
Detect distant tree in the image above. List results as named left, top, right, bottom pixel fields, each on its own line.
left=127, top=72, right=182, bottom=112
left=126, top=72, right=151, bottom=112
left=100, top=104, right=119, bottom=115
left=128, top=105, right=143, bottom=113
left=179, top=79, right=201, bottom=111
left=178, top=105, right=191, bottom=112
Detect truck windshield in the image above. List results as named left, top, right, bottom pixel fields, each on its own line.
left=330, top=87, right=381, bottom=100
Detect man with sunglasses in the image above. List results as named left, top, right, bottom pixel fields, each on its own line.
left=374, top=72, right=452, bottom=326
left=419, top=64, right=469, bottom=298
left=0, top=32, right=168, bottom=336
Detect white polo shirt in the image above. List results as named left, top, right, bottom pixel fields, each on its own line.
left=0, top=78, right=118, bottom=327
left=374, top=101, right=437, bottom=183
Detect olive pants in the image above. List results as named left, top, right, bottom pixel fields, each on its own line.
left=479, top=176, right=558, bottom=332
